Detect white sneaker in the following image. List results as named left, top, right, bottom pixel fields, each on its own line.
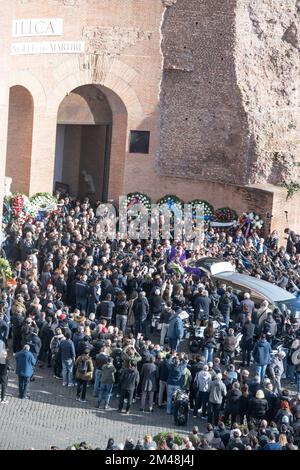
left=68, top=383, right=74, bottom=387
left=62, top=382, right=67, bottom=386
left=1, top=399, right=9, bottom=404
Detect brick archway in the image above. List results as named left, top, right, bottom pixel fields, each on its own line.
left=54, top=83, right=128, bottom=201
left=5, top=85, right=34, bottom=194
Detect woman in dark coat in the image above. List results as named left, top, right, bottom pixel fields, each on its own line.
left=239, top=384, right=250, bottom=425
left=140, top=356, right=158, bottom=412
left=224, top=381, right=242, bottom=425
left=249, top=389, right=269, bottom=421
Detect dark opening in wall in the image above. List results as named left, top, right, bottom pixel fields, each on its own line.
left=129, top=130, right=150, bottom=154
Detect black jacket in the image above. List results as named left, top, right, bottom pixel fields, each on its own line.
left=119, top=367, right=140, bottom=391
left=115, top=300, right=129, bottom=316
left=133, top=298, right=150, bottom=322
left=249, top=397, right=269, bottom=419
left=241, top=321, right=255, bottom=346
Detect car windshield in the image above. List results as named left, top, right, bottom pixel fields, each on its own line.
left=276, top=297, right=300, bottom=318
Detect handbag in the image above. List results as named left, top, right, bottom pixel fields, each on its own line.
left=157, top=323, right=162, bottom=331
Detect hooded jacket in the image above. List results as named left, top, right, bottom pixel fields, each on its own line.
left=252, top=339, right=272, bottom=366
left=194, top=370, right=212, bottom=392
left=208, top=378, right=227, bottom=404
left=167, top=313, right=184, bottom=341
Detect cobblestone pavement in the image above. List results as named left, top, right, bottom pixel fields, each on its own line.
left=0, top=339, right=297, bottom=449
left=0, top=361, right=196, bottom=450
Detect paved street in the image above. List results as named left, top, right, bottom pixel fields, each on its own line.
left=0, top=361, right=194, bottom=450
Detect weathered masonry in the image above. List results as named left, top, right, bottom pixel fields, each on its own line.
left=0, top=0, right=299, bottom=236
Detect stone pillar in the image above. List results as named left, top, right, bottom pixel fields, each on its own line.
left=29, top=111, right=58, bottom=195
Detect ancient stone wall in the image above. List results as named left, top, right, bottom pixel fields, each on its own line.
left=159, top=0, right=251, bottom=184
left=235, top=0, right=300, bottom=185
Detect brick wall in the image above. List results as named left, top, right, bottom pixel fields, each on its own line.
left=5, top=85, right=34, bottom=194
left=159, top=0, right=250, bottom=185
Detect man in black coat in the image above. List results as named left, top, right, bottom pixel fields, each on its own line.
left=133, top=292, right=149, bottom=335
left=118, top=361, right=140, bottom=415
left=240, top=317, right=255, bottom=366
left=27, top=327, right=41, bottom=381
left=12, top=308, right=25, bottom=353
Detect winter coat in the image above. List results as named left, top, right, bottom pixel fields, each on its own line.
left=97, top=300, right=115, bottom=319
left=225, top=388, right=242, bottom=415
left=208, top=378, right=227, bottom=404
left=195, top=296, right=211, bottom=318
left=249, top=397, right=269, bottom=419
left=28, top=333, right=42, bottom=358
left=194, top=370, right=212, bottom=392
left=75, top=354, right=94, bottom=381
left=158, top=359, right=169, bottom=382
left=59, top=338, right=75, bottom=361
left=167, top=359, right=188, bottom=386
left=50, top=334, right=65, bottom=354
left=115, top=300, right=129, bottom=316
left=15, top=349, right=36, bottom=377
left=269, top=356, right=284, bottom=378
left=223, top=334, right=236, bottom=352
left=100, top=363, right=116, bottom=385
left=252, top=339, right=272, bottom=366
left=261, top=317, right=277, bottom=337
left=160, top=307, right=174, bottom=325
left=133, top=297, right=150, bottom=322
left=119, top=367, right=140, bottom=391
left=241, top=322, right=255, bottom=348
left=141, top=362, right=158, bottom=392
left=149, top=295, right=164, bottom=315
left=167, top=313, right=184, bottom=340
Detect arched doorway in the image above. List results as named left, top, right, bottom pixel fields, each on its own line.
left=5, top=85, right=34, bottom=194
left=54, top=85, right=113, bottom=202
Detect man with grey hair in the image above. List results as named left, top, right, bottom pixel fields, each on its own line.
left=240, top=293, right=255, bottom=316
left=207, top=372, right=227, bottom=425
left=15, top=344, right=36, bottom=399
left=269, top=350, right=285, bottom=394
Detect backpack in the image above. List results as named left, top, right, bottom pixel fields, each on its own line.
left=78, top=358, right=88, bottom=375
left=113, top=350, right=123, bottom=370
left=51, top=336, right=62, bottom=354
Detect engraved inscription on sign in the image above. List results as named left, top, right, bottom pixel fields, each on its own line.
left=11, top=41, right=85, bottom=55
left=12, top=18, right=63, bottom=37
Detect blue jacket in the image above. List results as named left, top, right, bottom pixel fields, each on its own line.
left=167, top=313, right=184, bottom=340
left=252, top=339, right=272, bottom=366
left=15, top=350, right=36, bottom=377
left=59, top=338, right=75, bottom=361
left=167, top=358, right=187, bottom=386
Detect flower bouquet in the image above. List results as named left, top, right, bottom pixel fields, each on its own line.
left=29, top=192, right=58, bottom=213
left=213, top=207, right=238, bottom=223
left=0, top=258, right=12, bottom=286
left=238, top=212, right=264, bottom=237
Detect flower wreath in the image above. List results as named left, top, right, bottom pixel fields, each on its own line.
left=213, top=207, right=238, bottom=223
left=118, top=193, right=152, bottom=216
left=156, top=194, right=183, bottom=216
left=188, top=199, right=214, bottom=222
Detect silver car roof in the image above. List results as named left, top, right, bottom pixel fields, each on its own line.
left=214, top=271, right=295, bottom=302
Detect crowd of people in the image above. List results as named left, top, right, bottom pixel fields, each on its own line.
left=0, top=195, right=300, bottom=450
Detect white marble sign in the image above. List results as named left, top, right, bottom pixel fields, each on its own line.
left=11, top=41, right=85, bottom=55
left=12, top=18, right=63, bottom=37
